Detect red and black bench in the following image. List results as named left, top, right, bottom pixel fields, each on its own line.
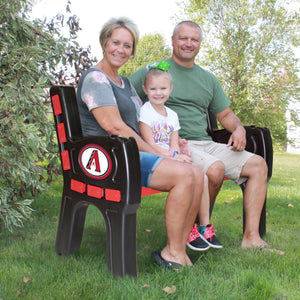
left=50, top=85, right=273, bottom=278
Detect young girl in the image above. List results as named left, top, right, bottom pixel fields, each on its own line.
left=139, top=60, right=223, bottom=251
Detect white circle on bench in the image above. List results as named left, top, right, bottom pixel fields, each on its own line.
left=79, top=145, right=112, bottom=179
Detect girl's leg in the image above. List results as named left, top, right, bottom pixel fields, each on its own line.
left=198, top=174, right=210, bottom=226
left=188, top=172, right=223, bottom=250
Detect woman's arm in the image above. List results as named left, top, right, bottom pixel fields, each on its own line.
left=92, top=105, right=168, bottom=156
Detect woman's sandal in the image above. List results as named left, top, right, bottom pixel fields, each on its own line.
left=151, top=251, right=184, bottom=270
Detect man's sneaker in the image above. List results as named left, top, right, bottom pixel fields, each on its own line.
left=186, top=224, right=210, bottom=251
left=200, top=223, right=223, bottom=249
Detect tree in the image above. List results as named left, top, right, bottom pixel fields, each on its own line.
left=0, top=0, right=94, bottom=231
left=178, top=0, right=300, bottom=149
left=119, top=33, right=171, bottom=77
left=44, top=2, right=97, bottom=86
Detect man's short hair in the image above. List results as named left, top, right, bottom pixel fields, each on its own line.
left=172, top=20, right=203, bottom=42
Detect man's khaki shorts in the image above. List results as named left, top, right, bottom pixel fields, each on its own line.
left=188, top=140, right=254, bottom=185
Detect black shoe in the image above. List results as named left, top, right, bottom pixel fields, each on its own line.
left=186, top=224, right=210, bottom=251
left=200, top=223, right=223, bottom=249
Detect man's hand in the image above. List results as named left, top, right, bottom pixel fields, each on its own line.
left=179, top=138, right=191, bottom=156
left=227, top=126, right=246, bottom=151
left=216, top=107, right=246, bottom=152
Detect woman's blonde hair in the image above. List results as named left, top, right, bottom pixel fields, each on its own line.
left=99, top=17, right=139, bottom=57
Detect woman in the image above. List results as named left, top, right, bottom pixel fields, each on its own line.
left=76, top=17, right=204, bottom=269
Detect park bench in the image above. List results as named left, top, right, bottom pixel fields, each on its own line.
left=49, top=85, right=273, bottom=278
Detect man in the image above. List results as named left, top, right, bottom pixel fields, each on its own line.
left=130, top=20, right=280, bottom=252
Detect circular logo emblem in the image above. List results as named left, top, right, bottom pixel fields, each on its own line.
left=79, top=145, right=112, bottom=179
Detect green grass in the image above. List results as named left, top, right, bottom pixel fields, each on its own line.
left=0, top=153, right=299, bottom=299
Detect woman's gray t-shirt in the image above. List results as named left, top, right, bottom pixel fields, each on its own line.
left=76, top=67, right=143, bottom=137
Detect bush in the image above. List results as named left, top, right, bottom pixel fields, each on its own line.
left=0, top=0, right=81, bottom=231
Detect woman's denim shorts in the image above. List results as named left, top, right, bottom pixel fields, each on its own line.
left=139, top=152, right=163, bottom=187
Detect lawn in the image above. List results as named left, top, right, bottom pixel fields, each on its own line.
left=0, top=152, right=299, bottom=299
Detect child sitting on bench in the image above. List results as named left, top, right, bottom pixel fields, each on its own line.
left=139, top=61, right=223, bottom=251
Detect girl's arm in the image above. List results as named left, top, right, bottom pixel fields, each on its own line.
left=169, top=130, right=180, bottom=154
left=169, top=131, right=192, bottom=162
left=138, top=121, right=171, bottom=156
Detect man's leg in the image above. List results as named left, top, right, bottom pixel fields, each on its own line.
left=239, top=155, right=268, bottom=248
left=188, top=141, right=225, bottom=218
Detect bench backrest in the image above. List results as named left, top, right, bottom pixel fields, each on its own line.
left=50, top=85, right=272, bottom=182
left=50, top=85, right=83, bottom=141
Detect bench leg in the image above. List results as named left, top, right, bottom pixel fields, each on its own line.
left=55, top=195, right=88, bottom=255
left=259, top=198, right=266, bottom=237
left=103, top=209, right=138, bottom=278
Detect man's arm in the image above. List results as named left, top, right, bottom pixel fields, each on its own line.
left=216, top=107, right=246, bottom=151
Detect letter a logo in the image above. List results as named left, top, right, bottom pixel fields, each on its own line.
left=79, top=145, right=112, bottom=179
left=86, top=150, right=101, bottom=173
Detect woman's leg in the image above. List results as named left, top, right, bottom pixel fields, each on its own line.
left=149, top=159, right=203, bottom=266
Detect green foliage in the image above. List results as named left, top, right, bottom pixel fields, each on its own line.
left=179, top=0, right=300, bottom=149
left=119, top=33, right=172, bottom=77
left=0, top=0, right=82, bottom=231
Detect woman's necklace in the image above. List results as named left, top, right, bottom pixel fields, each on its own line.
left=110, top=75, right=122, bottom=86
left=96, top=61, right=122, bottom=86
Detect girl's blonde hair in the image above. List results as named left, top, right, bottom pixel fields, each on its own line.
left=144, top=68, right=173, bottom=87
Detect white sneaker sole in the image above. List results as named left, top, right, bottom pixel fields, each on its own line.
left=200, top=234, right=223, bottom=249
left=186, top=241, right=210, bottom=251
